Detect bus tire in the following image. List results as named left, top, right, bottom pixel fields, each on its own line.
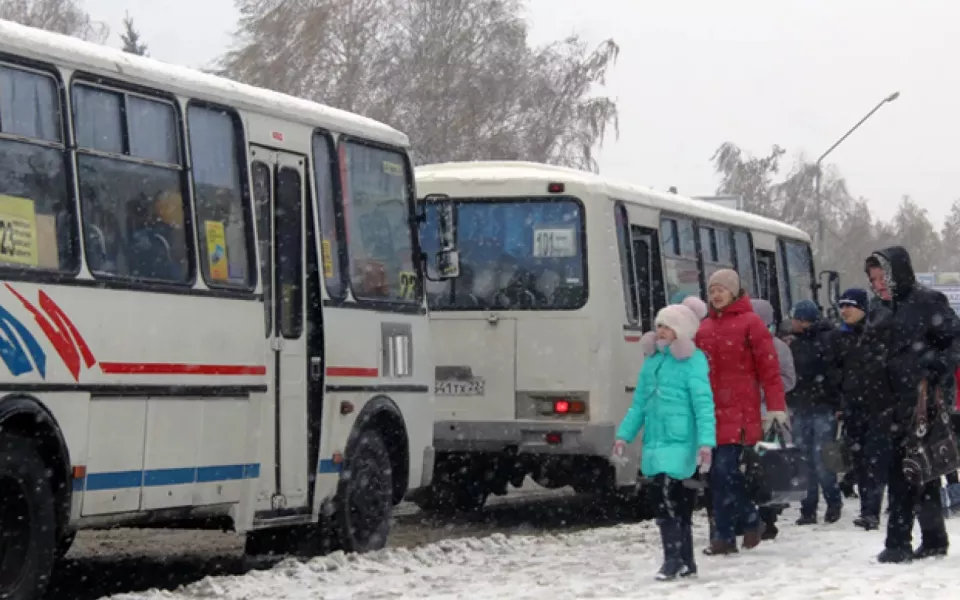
left=56, top=530, right=76, bottom=561
left=0, top=434, right=57, bottom=600
left=334, top=428, right=393, bottom=553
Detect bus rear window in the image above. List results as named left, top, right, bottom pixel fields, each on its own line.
left=421, top=197, right=586, bottom=311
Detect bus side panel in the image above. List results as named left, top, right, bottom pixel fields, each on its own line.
left=314, top=309, right=433, bottom=504
left=0, top=282, right=266, bottom=520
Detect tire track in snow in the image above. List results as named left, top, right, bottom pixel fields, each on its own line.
left=47, top=490, right=645, bottom=600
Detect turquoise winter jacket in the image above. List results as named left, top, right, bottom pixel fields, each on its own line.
left=615, top=344, right=717, bottom=480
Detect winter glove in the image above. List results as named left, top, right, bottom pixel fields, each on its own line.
left=762, top=410, right=789, bottom=433
left=697, top=447, right=713, bottom=473
left=919, top=351, right=949, bottom=384
left=610, top=439, right=628, bottom=467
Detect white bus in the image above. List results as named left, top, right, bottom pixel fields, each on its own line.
left=0, top=19, right=457, bottom=598
left=413, top=161, right=818, bottom=511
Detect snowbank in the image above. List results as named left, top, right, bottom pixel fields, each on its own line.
left=107, top=508, right=960, bottom=599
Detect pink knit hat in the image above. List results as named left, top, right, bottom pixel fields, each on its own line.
left=708, top=269, right=741, bottom=295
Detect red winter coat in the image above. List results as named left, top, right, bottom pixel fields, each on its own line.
left=955, top=368, right=960, bottom=411
left=694, top=294, right=786, bottom=445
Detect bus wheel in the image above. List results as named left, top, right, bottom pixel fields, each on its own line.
left=56, top=531, right=76, bottom=561
left=334, top=429, right=393, bottom=553
left=0, top=434, right=57, bottom=600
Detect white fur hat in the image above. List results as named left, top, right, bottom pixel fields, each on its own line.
left=655, top=303, right=700, bottom=342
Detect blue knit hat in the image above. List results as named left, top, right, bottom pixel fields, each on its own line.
left=791, top=299, right=820, bottom=322
left=837, top=288, right=869, bottom=312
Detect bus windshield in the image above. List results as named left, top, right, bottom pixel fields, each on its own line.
left=421, top=197, right=586, bottom=311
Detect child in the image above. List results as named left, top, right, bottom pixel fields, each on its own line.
left=613, top=297, right=716, bottom=580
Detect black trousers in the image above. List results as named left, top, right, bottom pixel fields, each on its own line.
left=653, top=475, right=698, bottom=565
left=885, top=441, right=948, bottom=550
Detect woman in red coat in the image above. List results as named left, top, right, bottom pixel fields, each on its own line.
left=694, top=269, right=788, bottom=555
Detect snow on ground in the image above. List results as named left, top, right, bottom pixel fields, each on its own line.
left=106, top=507, right=960, bottom=600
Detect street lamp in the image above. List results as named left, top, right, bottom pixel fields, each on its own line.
left=814, top=91, right=900, bottom=260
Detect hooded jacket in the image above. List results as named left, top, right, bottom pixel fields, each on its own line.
left=750, top=299, right=797, bottom=396
left=695, top=293, right=786, bottom=445
left=865, top=246, right=960, bottom=428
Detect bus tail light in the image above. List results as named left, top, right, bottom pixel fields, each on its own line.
left=553, top=399, right=585, bottom=414
left=547, top=182, right=565, bottom=193
left=545, top=432, right=563, bottom=445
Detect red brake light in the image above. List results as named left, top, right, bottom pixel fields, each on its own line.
left=554, top=400, right=570, bottom=413
left=545, top=432, right=563, bottom=444
left=547, top=182, right=565, bottom=193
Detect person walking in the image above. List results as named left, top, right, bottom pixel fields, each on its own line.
left=828, top=288, right=895, bottom=531
left=750, top=298, right=797, bottom=540
left=865, top=246, right=960, bottom=563
left=695, top=269, right=787, bottom=555
left=787, top=298, right=844, bottom=525
left=613, top=297, right=716, bottom=580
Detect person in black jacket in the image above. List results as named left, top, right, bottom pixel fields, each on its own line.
left=829, top=288, right=895, bottom=531
left=865, top=246, right=960, bottom=563
left=787, top=299, right=843, bottom=525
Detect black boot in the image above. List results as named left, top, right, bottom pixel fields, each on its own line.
left=796, top=513, right=817, bottom=525
left=877, top=547, right=913, bottom=564
left=914, top=529, right=949, bottom=559
left=854, top=515, right=880, bottom=531
left=656, top=519, right=685, bottom=581
left=825, top=504, right=842, bottom=524
left=679, top=521, right=697, bottom=578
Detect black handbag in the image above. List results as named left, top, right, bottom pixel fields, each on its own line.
left=744, top=422, right=810, bottom=506
left=902, top=379, right=960, bottom=486
left=821, top=420, right=851, bottom=474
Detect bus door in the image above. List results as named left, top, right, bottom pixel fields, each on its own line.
left=250, top=146, right=312, bottom=512
left=756, top=250, right=783, bottom=327
left=629, top=225, right=665, bottom=333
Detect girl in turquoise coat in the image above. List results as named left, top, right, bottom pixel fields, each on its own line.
left=613, top=296, right=716, bottom=580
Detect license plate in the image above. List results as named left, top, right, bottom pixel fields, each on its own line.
left=435, top=378, right=485, bottom=396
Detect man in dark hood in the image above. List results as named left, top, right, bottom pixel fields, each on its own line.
left=865, top=246, right=960, bottom=563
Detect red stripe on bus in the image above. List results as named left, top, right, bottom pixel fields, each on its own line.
left=326, top=366, right=379, bottom=378
left=624, top=335, right=641, bottom=343
left=99, top=362, right=267, bottom=376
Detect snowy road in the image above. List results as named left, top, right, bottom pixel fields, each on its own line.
left=102, top=506, right=960, bottom=600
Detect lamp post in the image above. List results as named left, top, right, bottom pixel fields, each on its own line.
left=814, top=91, right=900, bottom=260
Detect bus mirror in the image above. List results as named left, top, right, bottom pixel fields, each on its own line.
left=426, top=193, right=459, bottom=280
left=819, top=269, right=841, bottom=311
left=436, top=248, right=460, bottom=280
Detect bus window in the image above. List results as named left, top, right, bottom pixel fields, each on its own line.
left=733, top=229, right=756, bottom=297
left=0, top=64, right=76, bottom=274
left=615, top=202, right=638, bottom=323
left=341, top=141, right=416, bottom=303
left=187, top=104, right=253, bottom=288
left=699, top=225, right=734, bottom=282
left=251, top=162, right=272, bottom=335
left=780, top=239, right=815, bottom=309
left=660, top=217, right=701, bottom=302
left=74, top=83, right=191, bottom=283
left=312, top=133, right=344, bottom=299
left=421, top=197, right=586, bottom=311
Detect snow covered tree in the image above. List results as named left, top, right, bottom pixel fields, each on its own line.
left=0, top=0, right=108, bottom=42
left=219, top=0, right=619, bottom=170
left=891, top=195, right=940, bottom=271
left=120, top=12, right=147, bottom=56
left=939, top=199, right=960, bottom=272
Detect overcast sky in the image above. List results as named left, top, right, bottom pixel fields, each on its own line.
left=85, top=0, right=959, bottom=227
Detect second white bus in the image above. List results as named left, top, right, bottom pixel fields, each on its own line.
left=412, top=161, right=819, bottom=511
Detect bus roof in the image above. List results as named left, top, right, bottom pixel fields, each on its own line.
left=416, top=161, right=811, bottom=242
left=0, top=19, right=409, bottom=148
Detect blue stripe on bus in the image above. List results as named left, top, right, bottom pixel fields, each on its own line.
left=318, top=459, right=342, bottom=473
left=75, top=463, right=262, bottom=492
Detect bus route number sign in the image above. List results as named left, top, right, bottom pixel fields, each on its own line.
left=533, top=228, right=576, bottom=258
